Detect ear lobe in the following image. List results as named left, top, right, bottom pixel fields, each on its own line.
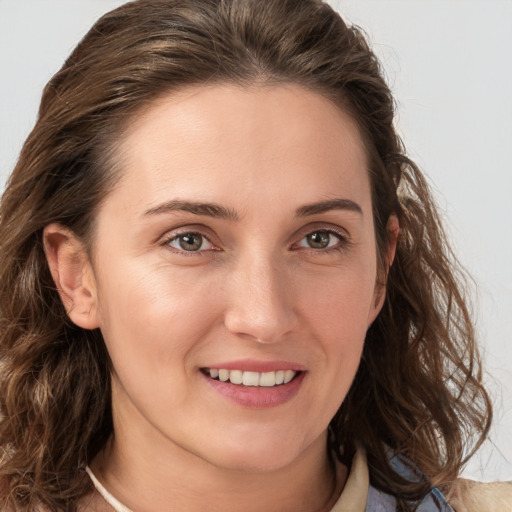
left=368, top=214, right=400, bottom=326
left=43, top=223, right=100, bottom=330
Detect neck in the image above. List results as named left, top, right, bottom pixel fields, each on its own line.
left=90, top=387, right=346, bottom=512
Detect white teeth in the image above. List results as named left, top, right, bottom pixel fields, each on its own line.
left=207, top=368, right=298, bottom=387
left=259, top=371, right=276, bottom=387
left=284, top=370, right=295, bottom=384
left=242, top=371, right=260, bottom=386
left=229, top=369, right=243, bottom=385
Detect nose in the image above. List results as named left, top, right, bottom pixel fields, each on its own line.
left=223, top=252, right=297, bottom=344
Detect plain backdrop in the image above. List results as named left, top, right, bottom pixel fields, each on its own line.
left=0, top=0, right=510, bottom=481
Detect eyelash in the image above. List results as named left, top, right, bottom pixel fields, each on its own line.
left=162, top=230, right=217, bottom=255
left=294, top=228, right=349, bottom=254
left=161, top=227, right=350, bottom=255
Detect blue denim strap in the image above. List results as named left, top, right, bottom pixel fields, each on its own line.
left=365, top=454, right=454, bottom=511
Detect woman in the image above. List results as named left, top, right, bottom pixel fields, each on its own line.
left=0, top=0, right=508, bottom=510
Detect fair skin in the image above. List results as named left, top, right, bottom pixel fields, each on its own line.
left=45, top=83, right=398, bottom=512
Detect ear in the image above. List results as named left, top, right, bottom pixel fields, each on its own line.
left=368, top=214, right=400, bottom=325
left=384, top=214, right=399, bottom=272
left=43, top=223, right=100, bottom=330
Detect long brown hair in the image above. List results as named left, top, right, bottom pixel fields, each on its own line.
left=0, top=0, right=492, bottom=510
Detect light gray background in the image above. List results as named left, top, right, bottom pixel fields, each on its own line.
left=0, top=0, right=510, bottom=481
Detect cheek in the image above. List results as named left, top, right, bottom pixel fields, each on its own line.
left=301, top=264, right=377, bottom=333
left=95, top=261, right=222, bottom=370
left=298, top=266, right=376, bottom=391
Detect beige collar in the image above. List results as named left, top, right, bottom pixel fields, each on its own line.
left=330, top=448, right=369, bottom=512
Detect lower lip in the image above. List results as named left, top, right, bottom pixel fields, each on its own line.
left=202, top=371, right=305, bottom=408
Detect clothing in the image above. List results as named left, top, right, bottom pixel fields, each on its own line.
left=331, top=450, right=512, bottom=512
left=330, top=449, right=454, bottom=511
left=447, top=478, right=512, bottom=512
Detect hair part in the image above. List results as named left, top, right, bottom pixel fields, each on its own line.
left=0, top=1, right=491, bottom=510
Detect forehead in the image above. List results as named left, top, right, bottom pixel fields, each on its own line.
left=109, top=83, right=370, bottom=214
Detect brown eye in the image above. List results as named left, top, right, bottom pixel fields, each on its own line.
left=307, top=231, right=331, bottom=248
left=168, top=232, right=212, bottom=252
left=297, top=230, right=344, bottom=250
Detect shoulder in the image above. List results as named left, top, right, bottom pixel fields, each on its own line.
left=446, top=478, right=512, bottom=512
left=365, top=452, right=455, bottom=511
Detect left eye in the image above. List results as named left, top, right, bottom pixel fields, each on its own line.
left=167, top=232, right=213, bottom=252
left=297, top=230, right=344, bottom=249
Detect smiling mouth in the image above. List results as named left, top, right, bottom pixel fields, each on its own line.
left=202, top=368, right=299, bottom=387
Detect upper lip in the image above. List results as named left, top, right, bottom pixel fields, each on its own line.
left=202, top=359, right=305, bottom=373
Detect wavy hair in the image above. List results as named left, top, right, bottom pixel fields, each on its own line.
left=0, top=0, right=491, bottom=510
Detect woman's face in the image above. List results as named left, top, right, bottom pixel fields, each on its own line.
left=82, top=84, right=386, bottom=471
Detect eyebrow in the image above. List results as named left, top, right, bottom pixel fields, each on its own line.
left=143, top=197, right=362, bottom=220
left=295, top=198, right=363, bottom=217
left=143, top=200, right=239, bottom=221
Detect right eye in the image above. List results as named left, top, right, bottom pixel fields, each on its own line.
left=165, top=232, right=214, bottom=252
left=295, top=229, right=347, bottom=251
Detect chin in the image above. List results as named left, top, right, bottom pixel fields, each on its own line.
left=198, top=432, right=306, bottom=474
left=210, top=450, right=298, bottom=474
